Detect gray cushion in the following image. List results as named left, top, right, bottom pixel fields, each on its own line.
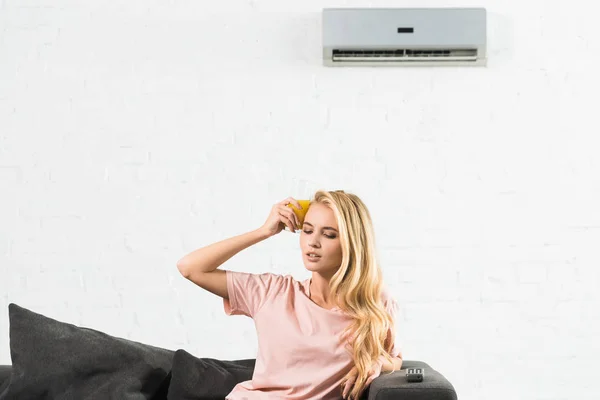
left=167, top=349, right=255, bottom=400
left=0, top=303, right=174, bottom=400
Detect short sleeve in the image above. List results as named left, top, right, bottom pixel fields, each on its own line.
left=382, top=289, right=403, bottom=358
left=223, top=271, right=284, bottom=318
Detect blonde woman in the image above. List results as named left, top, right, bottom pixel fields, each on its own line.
left=177, top=190, right=402, bottom=400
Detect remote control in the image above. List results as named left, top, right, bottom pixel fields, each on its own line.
left=406, top=367, right=424, bottom=382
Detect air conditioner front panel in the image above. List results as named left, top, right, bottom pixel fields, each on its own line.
left=322, top=8, right=486, bottom=48
left=322, top=8, right=487, bottom=66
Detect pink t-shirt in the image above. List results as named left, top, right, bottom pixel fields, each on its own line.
left=223, top=270, right=402, bottom=400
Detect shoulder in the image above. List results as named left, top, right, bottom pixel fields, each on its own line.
left=380, top=286, right=399, bottom=313
left=279, top=273, right=304, bottom=292
left=237, top=271, right=299, bottom=291
left=259, top=273, right=309, bottom=297
left=380, top=285, right=394, bottom=301
left=227, top=271, right=288, bottom=291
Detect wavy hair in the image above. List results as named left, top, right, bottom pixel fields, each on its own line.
left=309, top=190, right=397, bottom=399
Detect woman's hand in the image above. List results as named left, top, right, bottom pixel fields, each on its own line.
left=341, top=356, right=384, bottom=400
left=259, top=197, right=303, bottom=238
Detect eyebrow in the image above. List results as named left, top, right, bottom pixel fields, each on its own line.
left=302, top=222, right=338, bottom=233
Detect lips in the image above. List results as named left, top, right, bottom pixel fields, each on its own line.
left=306, top=252, right=321, bottom=258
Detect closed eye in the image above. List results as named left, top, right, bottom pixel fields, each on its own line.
left=302, top=230, right=336, bottom=239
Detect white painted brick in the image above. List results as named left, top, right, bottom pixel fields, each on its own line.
left=1, top=2, right=599, bottom=399
left=0, top=166, right=23, bottom=184
left=516, top=263, right=548, bottom=283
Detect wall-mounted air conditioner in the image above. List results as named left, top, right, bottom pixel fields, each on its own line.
left=322, top=8, right=487, bottom=67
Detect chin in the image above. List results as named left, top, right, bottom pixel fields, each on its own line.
left=305, top=264, right=330, bottom=273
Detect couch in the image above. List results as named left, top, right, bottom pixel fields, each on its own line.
left=0, top=304, right=457, bottom=399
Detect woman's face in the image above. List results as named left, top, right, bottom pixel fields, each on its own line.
left=299, top=203, right=343, bottom=274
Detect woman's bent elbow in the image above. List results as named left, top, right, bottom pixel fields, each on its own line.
left=176, top=262, right=190, bottom=277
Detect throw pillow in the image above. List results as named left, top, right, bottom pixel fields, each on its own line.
left=0, top=303, right=174, bottom=400
left=0, top=366, right=11, bottom=397
left=167, top=349, right=255, bottom=400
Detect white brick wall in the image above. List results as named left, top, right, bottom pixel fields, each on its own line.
left=1, top=1, right=599, bottom=399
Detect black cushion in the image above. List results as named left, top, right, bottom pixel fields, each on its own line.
left=0, top=303, right=174, bottom=400
left=167, top=349, right=255, bottom=400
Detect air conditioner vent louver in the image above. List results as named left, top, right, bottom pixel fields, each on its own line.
left=332, top=48, right=478, bottom=62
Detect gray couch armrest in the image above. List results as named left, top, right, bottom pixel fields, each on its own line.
left=365, top=360, right=457, bottom=400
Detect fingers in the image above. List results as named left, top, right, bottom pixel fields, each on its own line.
left=275, top=197, right=303, bottom=232
left=343, top=374, right=378, bottom=399
left=279, top=211, right=294, bottom=232
left=278, top=205, right=299, bottom=230
left=342, top=364, right=381, bottom=400
left=279, top=197, right=303, bottom=211
left=278, top=206, right=297, bottom=232
left=342, top=373, right=356, bottom=399
left=342, top=382, right=353, bottom=400
left=366, top=375, right=375, bottom=387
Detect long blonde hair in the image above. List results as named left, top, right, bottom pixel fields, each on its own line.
left=310, top=190, right=397, bottom=399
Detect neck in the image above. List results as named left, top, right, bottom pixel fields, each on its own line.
left=310, top=274, right=336, bottom=305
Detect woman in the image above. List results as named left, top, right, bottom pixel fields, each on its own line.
left=177, top=190, right=403, bottom=400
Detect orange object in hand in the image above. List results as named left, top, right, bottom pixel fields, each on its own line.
left=286, top=200, right=311, bottom=230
